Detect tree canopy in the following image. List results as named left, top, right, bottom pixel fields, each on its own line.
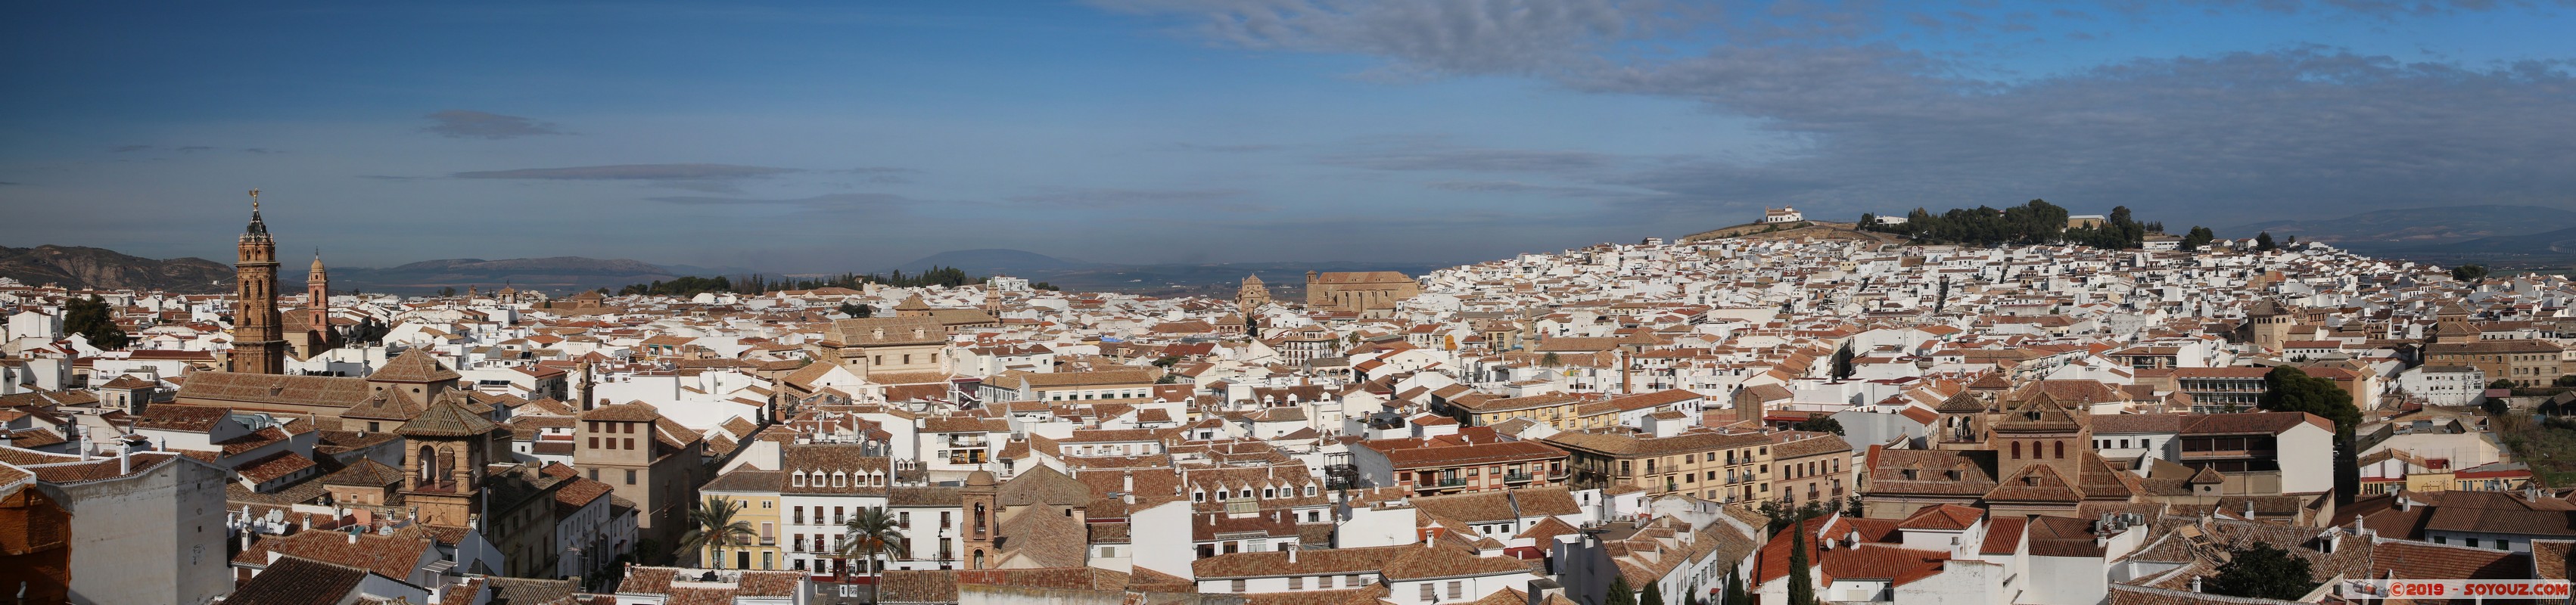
left=64, top=294, right=129, bottom=349
left=1606, top=577, right=1638, bottom=605
left=2452, top=264, right=2490, bottom=283
left=2260, top=366, right=2360, bottom=502
left=2202, top=542, right=2317, bottom=600
left=618, top=275, right=734, bottom=296
left=1793, top=416, right=1846, bottom=436
left=1863, top=200, right=2072, bottom=247
left=2180, top=226, right=2216, bottom=250
left=2254, top=231, right=2279, bottom=251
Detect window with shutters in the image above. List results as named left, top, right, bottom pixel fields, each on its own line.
left=1448, top=582, right=1462, bottom=599
left=1290, top=576, right=1304, bottom=590
left=1233, top=580, right=1247, bottom=593
left=1421, top=584, right=1437, bottom=601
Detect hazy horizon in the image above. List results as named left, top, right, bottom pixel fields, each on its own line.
left=7, top=2, right=2576, bottom=272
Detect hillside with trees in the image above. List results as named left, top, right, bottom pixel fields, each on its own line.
left=1859, top=200, right=2179, bottom=250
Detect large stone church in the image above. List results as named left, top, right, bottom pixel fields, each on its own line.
left=1302, top=270, right=1419, bottom=317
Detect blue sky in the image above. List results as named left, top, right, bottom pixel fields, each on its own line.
left=5, top=1, right=2574, bottom=271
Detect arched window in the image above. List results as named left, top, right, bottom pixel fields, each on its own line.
left=418, top=445, right=437, bottom=482
left=2054, top=441, right=2065, bottom=459
left=2009, top=442, right=2021, bottom=459
left=972, top=550, right=985, bottom=569
left=974, top=503, right=988, bottom=535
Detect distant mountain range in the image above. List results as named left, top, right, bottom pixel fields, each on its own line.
left=886, top=249, right=1106, bottom=275
left=2400, top=226, right=2576, bottom=256
left=0, top=244, right=1448, bottom=296
left=882, top=249, right=1445, bottom=297
left=2226, top=205, right=2576, bottom=250
left=328, top=257, right=687, bottom=294
left=0, top=245, right=234, bottom=293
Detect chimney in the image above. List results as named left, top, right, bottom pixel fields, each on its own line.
left=1123, top=471, right=1135, bottom=504
left=1288, top=546, right=1298, bottom=563
left=117, top=447, right=129, bottom=475
left=347, top=529, right=358, bottom=544
left=2189, top=576, right=2202, bottom=592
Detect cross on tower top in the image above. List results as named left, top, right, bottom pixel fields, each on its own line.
left=250, top=188, right=260, bottom=211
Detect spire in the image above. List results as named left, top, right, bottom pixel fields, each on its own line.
left=310, top=249, right=327, bottom=275
left=245, top=189, right=269, bottom=235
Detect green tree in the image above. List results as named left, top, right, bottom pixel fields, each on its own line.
left=1787, top=517, right=1815, bottom=605
left=2453, top=264, right=2490, bottom=283
left=2554, top=375, right=2576, bottom=388
left=837, top=302, right=873, bottom=318
left=840, top=507, right=908, bottom=600
left=2492, top=378, right=2520, bottom=389
left=2254, top=231, right=2278, bottom=252
left=677, top=495, right=758, bottom=569
left=2202, top=542, right=2316, bottom=600
left=1829, top=344, right=1856, bottom=381
left=1606, top=576, right=1638, bottom=605
left=1723, top=567, right=1748, bottom=605
left=1641, top=578, right=1665, bottom=605
left=439, top=286, right=458, bottom=297
left=1542, top=352, right=1563, bottom=368
left=2181, top=225, right=2216, bottom=250
left=2260, top=367, right=2360, bottom=503
left=1152, top=355, right=1182, bottom=369
left=63, top=295, right=130, bottom=349
left=1793, top=416, right=1846, bottom=436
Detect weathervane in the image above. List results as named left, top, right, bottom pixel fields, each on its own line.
left=249, top=188, right=260, bottom=211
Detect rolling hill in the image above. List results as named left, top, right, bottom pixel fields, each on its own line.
left=0, top=245, right=235, bottom=293
left=2226, top=205, right=2576, bottom=250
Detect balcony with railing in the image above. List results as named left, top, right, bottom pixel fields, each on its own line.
left=1503, top=472, right=1535, bottom=482
left=1436, top=477, right=1469, bottom=488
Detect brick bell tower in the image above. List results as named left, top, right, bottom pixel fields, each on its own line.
left=232, top=189, right=287, bottom=374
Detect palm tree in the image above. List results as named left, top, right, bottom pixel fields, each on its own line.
left=839, top=507, right=907, bottom=597
left=677, top=495, right=758, bottom=569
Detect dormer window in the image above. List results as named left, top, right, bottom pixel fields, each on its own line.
left=793, top=473, right=807, bottom=487
left=833, top=473, right=847, bottom=487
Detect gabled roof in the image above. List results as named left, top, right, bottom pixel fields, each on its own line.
left=399, top=400, right=497, bottom=438
left=371, top=348, right=460, bottom=383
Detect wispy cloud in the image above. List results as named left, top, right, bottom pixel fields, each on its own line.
left=452, top=163, right=801, bottom=181
left=111, top=144, right=151, bottom=153
left=1424, top=179, right=1648, bottom=200
left=1006, top=187, right=1268, bottom=212
left=1178, top=142, right=1285, bottom=153
left=646, top=192, right=924, bottom=212
left=423, top=110, right=568, bottom=139
left=1324, top=137, right=1622, bottom=174
left=832, top=166, right=923, bottom=184
left=1117, top=1, right=2576, bottom=224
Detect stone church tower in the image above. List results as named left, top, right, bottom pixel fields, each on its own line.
left=231, top=190, right=287, bottom=375
left=961, top=469, right=998, bottom=569
left=288, top=251, right=341, bottom=359
left=2242, top=300, right=2296, bottom=352
left=1237, top=274, right=1270, bottom=313
left=399, top=399, right=498, bottom=528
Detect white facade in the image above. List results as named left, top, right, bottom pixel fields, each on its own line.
left=2399, top=365, right=2487, bottom=406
